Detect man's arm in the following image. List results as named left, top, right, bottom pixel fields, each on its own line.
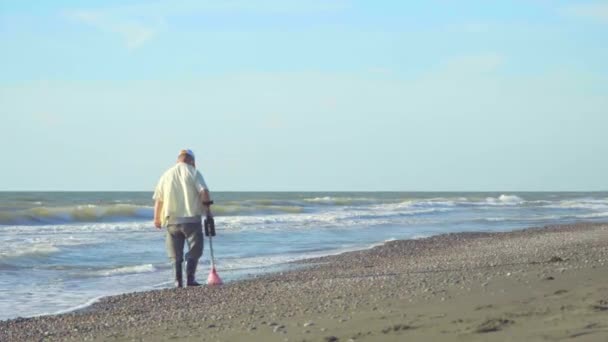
left=195, top=170, right=212, bottom=217
left=201, top=189, right=213, bottom=217
left=154, top=199, right=163, bottom=229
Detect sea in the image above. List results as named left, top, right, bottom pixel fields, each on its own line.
left=1, top=191, right=608, bottom=320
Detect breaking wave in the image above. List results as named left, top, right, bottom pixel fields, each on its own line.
left=0, top=204, right=153, bottom=225
left=303, top=197, right=382, bottom=206
left=4, top=194, right=608, bottom=229
left=0, top=244, right=61, bottom=261
left=484, top=194, right=524, bottom=205
left=84, top=264, right=157, bottom=277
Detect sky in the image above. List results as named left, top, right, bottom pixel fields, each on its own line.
left=1, top=0, right=607, bottom=191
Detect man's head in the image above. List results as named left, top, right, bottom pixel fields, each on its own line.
left=177, top=149, right=196, bottom=166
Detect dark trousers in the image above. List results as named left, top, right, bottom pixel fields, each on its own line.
left=165, top=222, right=204, bottom=263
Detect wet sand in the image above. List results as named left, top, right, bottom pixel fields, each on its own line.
left=2, top=222, right=608, bottom=341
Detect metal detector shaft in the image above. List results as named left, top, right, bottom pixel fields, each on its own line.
left=208, top=235, right=216, bottom=268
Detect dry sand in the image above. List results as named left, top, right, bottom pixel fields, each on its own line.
left=2, top=222, right=608, bottom=341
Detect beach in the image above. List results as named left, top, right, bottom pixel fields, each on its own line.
left=8, top=191, right=608, bottom=320
left=2, top=221, right=607, bottom=341
left=3, top=1, right=607, bottom=340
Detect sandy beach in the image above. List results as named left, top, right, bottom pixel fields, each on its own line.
left=2, top=222, right=608, bottom=341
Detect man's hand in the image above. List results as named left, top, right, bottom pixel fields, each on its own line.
left=205, top=210, right=214, bottom=219
left=154, top=199, right=163, bottom=230
left=201, top=190, right=213, bottom=219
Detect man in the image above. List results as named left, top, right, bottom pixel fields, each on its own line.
left=153, top=149, right=213, bottom=288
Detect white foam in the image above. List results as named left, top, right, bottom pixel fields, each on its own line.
left=0, top=244, right=61, bottom=260
left=47, top=295, right=105, bottom=317
left=484, top=217, right=507, bottom=222
left=484, top=194, right=524, bottom=205
left=303, top=197, right=380, bottom=205
left=86, top=264, right=157, bottom=277
left=366, top=237, right=397, bottom=249
left=575, top=212, right=608, bottom=219
left=410, top=199, right=457, bottom=208
left=500, top=194, right=523, bottom=202
left=219, top=243, right=382, bottom=271
left=411, top=234, right=432, bottom=240
left=304, top=196, right=334, bottom=203
left=544, top=199, right=608, bottom=210
left=0, top=234, right=104, bottom=262
left=4, top=221, right=152, bottom=235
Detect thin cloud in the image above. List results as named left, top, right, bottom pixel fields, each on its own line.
left=562, top=3, right=608, bottom=23
left=106, top=0, right=349, bottom=16
left=66, top=10, right=162, bottom=50
left=460, top=22, right=490, bottom=34
left=368, top=67, right=393, bottom=75
left=63, top=0, right=347, bottom=49
left=66, top=0, right=348, bottom=22
left=443, top=53, right=505, bottom=73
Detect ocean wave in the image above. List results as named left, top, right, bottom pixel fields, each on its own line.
left=472, top=215, right=562, bottom=223
left=84, top=264, right=157, bottom=277
left=49, top=296, right=105, bottom=317
left=484, top=194, right=524, bottom=205
left=219, top=243, right=384, bottom=271
left=0, top=202, right=310, bottom=226
left=312, top=208, right=448, bottom=224
left=303, top=197, right=382, bottom=206
left=213, top=203, right=304, bottom=216
left=394, top=199, right=457, bottom=209
left=1, top=222, right=153, bottom=237
left=366, top=237, right=397, bottom=249
left=1, top=198, right=450, bottom=230
left=217, top=206, right=447, bottom=233
left=0, top=234, right=107, bottom=266
left=542, top=199, right=608, bottom=211
left=5, top=194, right=606, bottom=232
left=574, top=212, right=608, bottom=219
left=392, top=195, right=525, bottom=209
left=0, top=194, right=540, bottom=227
left=0, top=204, right=153, bottom=225
left=482, top=217, right=508, bottom=222
left=0, top=244, right=61, bottom=261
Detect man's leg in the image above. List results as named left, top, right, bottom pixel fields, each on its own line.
left=183, top=222, right=204, bottom=286
left=166, top=224, right=186, bottom=288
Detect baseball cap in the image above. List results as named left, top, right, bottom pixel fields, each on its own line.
left=178, top=149, right=195, bottom=160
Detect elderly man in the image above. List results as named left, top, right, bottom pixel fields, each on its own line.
left=153, top=149, right=213, bottom=287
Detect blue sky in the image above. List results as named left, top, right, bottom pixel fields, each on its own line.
left=1, top=0, right=607, bottom=191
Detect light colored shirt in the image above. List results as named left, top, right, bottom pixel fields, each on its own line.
left=153, top=163, right=209, bottom=226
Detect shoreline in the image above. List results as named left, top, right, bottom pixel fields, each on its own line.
left=2, top=221, right=608, bottom=341
left=4, top=233, right=415, bottom=321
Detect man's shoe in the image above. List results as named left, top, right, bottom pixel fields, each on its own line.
left=174, top=261, right=183, bottom=288
left=186, top=275, right=201, bottom=287
left=186, top=259, right=201, bottom=287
